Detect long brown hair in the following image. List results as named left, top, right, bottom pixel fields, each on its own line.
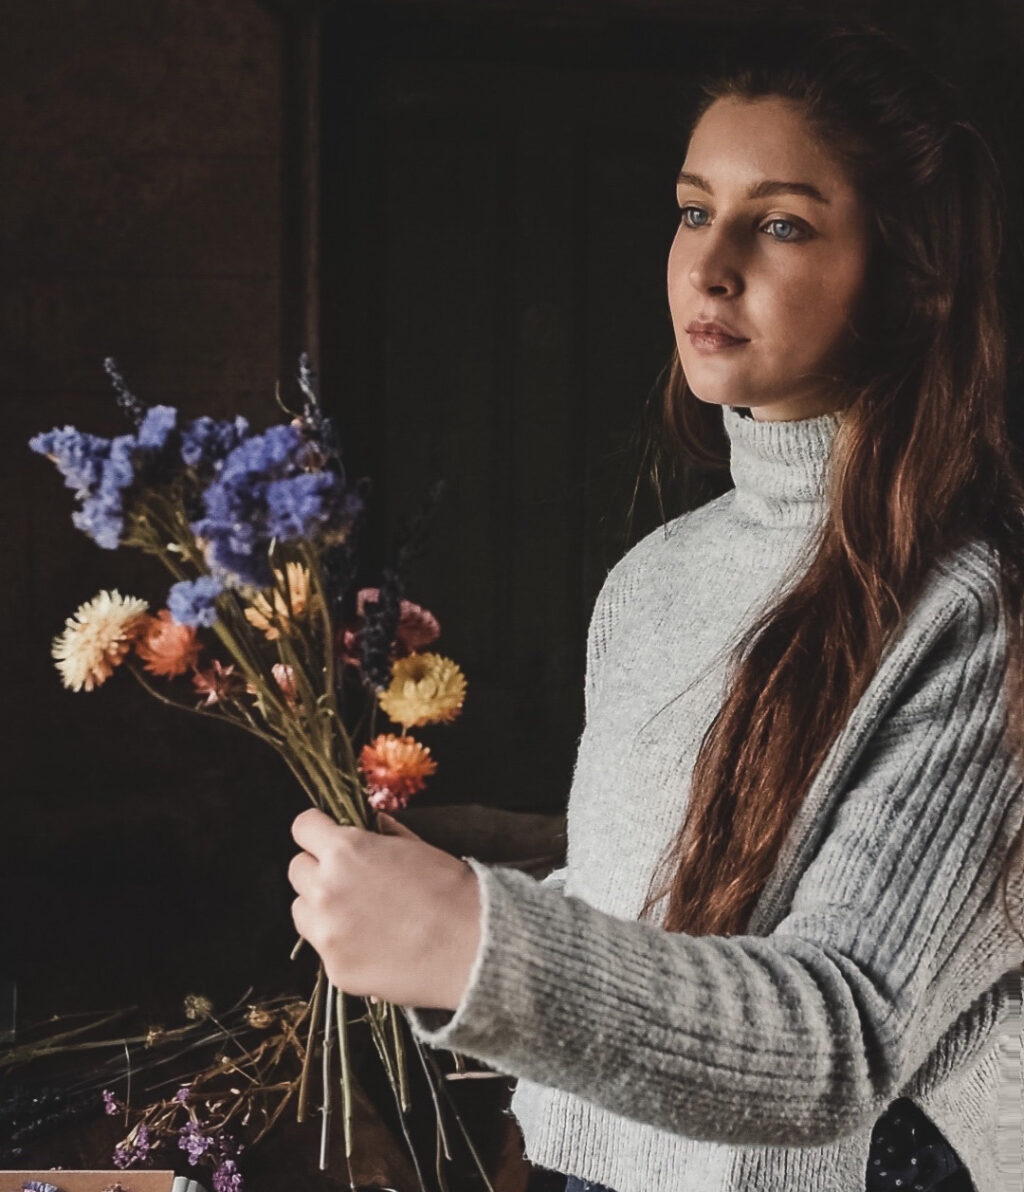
left=635, top=21, right=1024, bottom=948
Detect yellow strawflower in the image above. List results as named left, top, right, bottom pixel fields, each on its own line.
left=376, top=652, right=467, bottom=728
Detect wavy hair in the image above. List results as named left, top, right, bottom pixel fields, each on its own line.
left=634, top=21, right=1024, bottom=948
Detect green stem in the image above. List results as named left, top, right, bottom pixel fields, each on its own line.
left=336, top=988, right=356, bottom=1184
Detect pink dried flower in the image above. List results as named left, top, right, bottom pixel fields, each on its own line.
left=192, top=660, right=243, bottom=706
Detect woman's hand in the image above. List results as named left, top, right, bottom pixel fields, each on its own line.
left=288, top=807, right=482, bottom=1011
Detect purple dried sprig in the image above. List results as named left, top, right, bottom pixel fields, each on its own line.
left=113, top=1121, right=152, bottom=1169
left=359, top=565, right=403, bottom=691
left=179, top=1117, right=216, bottom=1165
left=102, top=1088, right=121, bottom=1116
left=212, top=1158, right=244, bottom=1192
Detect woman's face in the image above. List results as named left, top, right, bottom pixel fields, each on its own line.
left=667, top=95, right=871, bottom=422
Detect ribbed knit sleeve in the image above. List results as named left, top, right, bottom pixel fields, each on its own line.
left=403, top=577, right=1024, bottom=1148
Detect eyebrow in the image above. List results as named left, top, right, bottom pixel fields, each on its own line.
left=675, top=169, right=831, bottom=206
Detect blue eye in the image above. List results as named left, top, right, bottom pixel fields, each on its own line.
left=676, top=205, right=809, bottom=242
left=763, top=218, right=803, bottom=241
left=678, top=205, right=710, bottom=228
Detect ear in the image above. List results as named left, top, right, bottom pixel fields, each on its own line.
left=376, top=811, right=422, bottom=841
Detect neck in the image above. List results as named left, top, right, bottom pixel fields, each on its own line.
left=722, top=403, right=843, bottom=529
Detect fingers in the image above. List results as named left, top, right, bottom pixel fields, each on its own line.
left=287, top=847, right=317, bottom=894
left=291, top=806, right=344, bottom=857
left=377, top=812, right=421, bottom=840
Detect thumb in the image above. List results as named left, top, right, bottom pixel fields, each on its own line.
left=376, top=811, right=422, bottom=841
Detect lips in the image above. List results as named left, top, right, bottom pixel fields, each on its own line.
left=686, top=319, right=748, bottom=342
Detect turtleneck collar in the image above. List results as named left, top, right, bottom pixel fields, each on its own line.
left=721, top=403, right=843, bottom=529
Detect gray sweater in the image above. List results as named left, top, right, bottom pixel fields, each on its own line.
left=406, top=402, right=1024, bottom=1192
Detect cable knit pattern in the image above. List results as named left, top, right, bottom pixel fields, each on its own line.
left=403, top=403, right=1024, bottom=1191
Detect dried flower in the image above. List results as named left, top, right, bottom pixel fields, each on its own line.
left=51, top=589, right=150, bottom=692
left=338, top=590, right=441, bottom=669
left=358, top=588, right=440, bottom=651
left=29, top=398, right=179, bottom=549
left=192, top=659, right=244, bottom=706
left=359, top=734, right=437, bottom=809
left=357, top=569, right=402, bottom=690
left=102, top=1088, right=121, bottom=1116
left=113, top=1122, right=151, bottom=1169
left=190, top=423, right=362, bottom=589
left=184, top=993, right=214, bottom=1021
left=168, top=575, right=224, bottom=627
left=135, top=609, right=201, bottom=677
left=179, top=414, right=250, bottom=475
left=179, top=1118, right=215, bottom=1164
left=244, top=663, right=299, bottom=709
left=174, top=1084, right=191, bottom=1103
left=212, top=1159, right=244, bottom=1192
left=243, top=562, right=316, bottom=640
left=246, top=1006, right=274, bottom=1029
left=377, top=652, right=467, bottom=728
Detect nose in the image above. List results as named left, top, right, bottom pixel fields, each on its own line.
left=685, top=228, right=744, bottom=297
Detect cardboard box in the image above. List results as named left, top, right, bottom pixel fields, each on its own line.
left=4, top=1175, right=183, bottom=1192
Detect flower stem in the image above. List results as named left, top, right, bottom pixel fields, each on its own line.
left=336, top=988, right=356, bottom=1188
left=297, top=965, right=326, bottom=1125
left=320, top=980, right=336, bottom=1170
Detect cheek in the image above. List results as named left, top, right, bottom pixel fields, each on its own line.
left=768, top=255, right=866, bottom=357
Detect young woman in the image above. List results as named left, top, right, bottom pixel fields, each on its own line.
left=287, top=21, right=1024, bottom=1192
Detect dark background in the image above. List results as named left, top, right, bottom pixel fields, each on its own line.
left=3, top=0, right=1024, bottom=1173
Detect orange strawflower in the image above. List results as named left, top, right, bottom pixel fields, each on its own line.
left=359, top=733, right=438, bottom=810
left=135, top=609, right=201, bottom=677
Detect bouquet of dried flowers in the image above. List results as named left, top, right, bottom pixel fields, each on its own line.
left=27, top=357, right=490, bottom=1191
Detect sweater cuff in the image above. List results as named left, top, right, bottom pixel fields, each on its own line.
left=402, top=856, right=544, bottom=1052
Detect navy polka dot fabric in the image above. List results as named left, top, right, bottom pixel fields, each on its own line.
left=865, top=1098, right=974, bottom=1191
left=560, top=1098, right=974, bottom=1192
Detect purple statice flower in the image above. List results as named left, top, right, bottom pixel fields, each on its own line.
left=173, top=1084, right=191, bottom=1103
left=102, top=1088, right=121, bottom=1116
left=22, top=1181, right=60, bottom=1191
left=112, top=1122, right=152, bottom=1169
left=30, top=407, right=180, bottom=550
left=168, top=576, right=223, bottom=627
left=137, top=404, right=177, bottom=452
left=178, top=1118, right=215, bottom=1165
left=29, top=427, right=111, bottom=496
left=180, top=415, right=250, bottom=476
left=211, top=1159, right=244, bottom=1192
left=26, top=428, right=137, bottom=550
left=191, top=423, right=363, bottom=590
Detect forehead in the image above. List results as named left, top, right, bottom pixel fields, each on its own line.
left=683, top=95, right=858, bottom=201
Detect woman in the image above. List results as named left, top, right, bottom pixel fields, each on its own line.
left=287, top=21, right=1024, bottom=1192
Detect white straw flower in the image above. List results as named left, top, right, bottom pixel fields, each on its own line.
left=51, top=589, right=150, bottom=692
